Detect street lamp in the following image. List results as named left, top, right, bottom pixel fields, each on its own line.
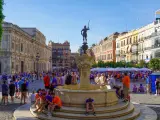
left=49, top=56, right=52, bottom=72
left=36, top=52, right=40, bottom=80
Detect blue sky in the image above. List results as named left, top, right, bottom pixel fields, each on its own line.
left=3, top=0, right=160, bottom=52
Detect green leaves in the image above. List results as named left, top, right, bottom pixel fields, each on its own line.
left=92, top=61, right=136, bottom=68
left=149, top=58, right=160, bottom=71
left=0, top=0, right=4, bottom=44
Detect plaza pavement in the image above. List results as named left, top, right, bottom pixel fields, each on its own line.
left=0, top=80, right=160, bottom=120
left=0, top=80, right=44, bottom=120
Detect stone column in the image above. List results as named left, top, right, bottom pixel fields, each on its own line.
left=76, top=54, right=94, bottom=89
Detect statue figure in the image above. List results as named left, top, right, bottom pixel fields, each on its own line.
left=81, top=21, right=90, bottom=43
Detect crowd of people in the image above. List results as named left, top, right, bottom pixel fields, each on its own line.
left=0, top=70, right=159, bottom=116
left=0, top=73, right=33, bottom=105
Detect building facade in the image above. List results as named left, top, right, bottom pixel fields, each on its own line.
left=70, top=53, right=79, bottom=68
left=141, top=20, right=160, bottom=62
left=0, top=22, right=52, bottom=74
left=116, top=22, right=156, bottom=62
left=92, top=32, right=119, bottom=63
left=49, top=41, right=71, bottom=68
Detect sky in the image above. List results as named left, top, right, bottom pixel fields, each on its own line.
left=3, top=0, right=160, bottom=52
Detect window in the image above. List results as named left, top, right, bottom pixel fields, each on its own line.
left=133, top=37, right=135, bottom=43
left=116, top=43, right=119, bottom=48
left=21, top=43, right=23, bottom=52
left=136, top=36, right=138, bottom=42
left=146, top=55, right=148, bottom=59
left=127, top=39, right=129, bottom=44
left=12, top=42, right=14, bottom=50
left=16, top=65, right=18, bottom=71
left=124, top=40, right=125, bottom=46
left=16, top=44, right=19, bottom=52
left=12, top=62, right=14, bottom=69
left=130, top=38, right=132, bottom=44
left=121, top=41, right=123, bottom=47
left=4, top=35, right=9, bottom=41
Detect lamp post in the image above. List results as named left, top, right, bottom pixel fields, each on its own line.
left=49, top=56, right=52, bottom=72
left=36, top=52, right=40, bottom=80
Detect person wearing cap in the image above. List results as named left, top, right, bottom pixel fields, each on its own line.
left=85, top=98, right=96, bottom=116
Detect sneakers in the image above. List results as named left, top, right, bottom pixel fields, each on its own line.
left=85, top=112, right=96, bottom=116
left=85, top=112, right=89, bottom=116
left=93, top=112, right=96, bottom=116
left=47, top=112, right=52, bottom=117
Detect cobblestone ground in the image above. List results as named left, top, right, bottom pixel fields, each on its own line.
left=0, top=80, right=160, bottom=120
left=0, top=80, right=44, bottom=120
left=131, top=93, right=160, bottom=120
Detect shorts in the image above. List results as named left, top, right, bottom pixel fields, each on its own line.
left=45, top=103, right=49, bottom=109
left=21, top=92, right=27, bottom=97
left=54, top=105, right=61, bottom=110
left=16, top=88, right=19, bottom=92
left=2, top=93, right=8, bottom=96
left=45, top=86, right=50, bottom=89
left=123, top=86, right=129, bottom=98
left=10, top=92, right=15, bottom=96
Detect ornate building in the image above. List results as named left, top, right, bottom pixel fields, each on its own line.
left=116, top=21, right=159, bottom=62
left=0, top=22, right=52, bottom=74
left=92, top=32, right=119, bottom=63
left=49, top=41, right=71, bottom=68
left=70, top=53, right=79, bottom=68
left=141, top=20, right=160, bottom=62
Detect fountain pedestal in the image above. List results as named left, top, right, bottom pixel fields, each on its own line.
left=76, top=54, right=94, bottom=89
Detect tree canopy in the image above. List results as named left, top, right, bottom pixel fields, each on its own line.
left=0, top=0, right=4, bottom=43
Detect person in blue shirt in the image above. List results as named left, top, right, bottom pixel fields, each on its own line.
left=15, top=79, right=20, bottom=98
left=2, top=74, right=7, bottom=81
left=1, top=81, right=8, bottom=105
left=50, top=73, right=57, bottom=91
left=26, top=79, right=30, bottom=96
left=18, top=78, right=24, bottom=92
left=45, top=94, right=53, bottom=110
left=85, top=98, right=96, bottom=116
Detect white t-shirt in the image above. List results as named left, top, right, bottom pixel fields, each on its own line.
left=61, top=76, right=65, bottom=85
left=99, top=76, right=105, bottom=85
left=110, top=77, right=116, bottom=88
left=95, top=77, right=100, bottom=84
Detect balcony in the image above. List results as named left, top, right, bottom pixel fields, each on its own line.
left=120, top=52, right=126, bottom=57
left=144, top=44, right=160, bottom=51
left=131, top=49, right=138, bottom=54
left=116, top=51, right=120, bottom=56
left=138, top=48, right=143, bottom=52
left=143, top=32, right=160, bottom=41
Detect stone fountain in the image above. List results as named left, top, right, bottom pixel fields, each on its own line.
left=29, top=24, right=158, bottom=120
left=55, top=53, right=118, bottom=108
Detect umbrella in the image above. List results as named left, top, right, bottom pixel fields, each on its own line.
left=139, top=68, right=151, bottom=71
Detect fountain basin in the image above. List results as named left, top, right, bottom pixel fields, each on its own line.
left=55, top=86, right=118, bottom=107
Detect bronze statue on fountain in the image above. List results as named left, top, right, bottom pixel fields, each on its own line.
left=81, top=21, right=90, bottom=54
